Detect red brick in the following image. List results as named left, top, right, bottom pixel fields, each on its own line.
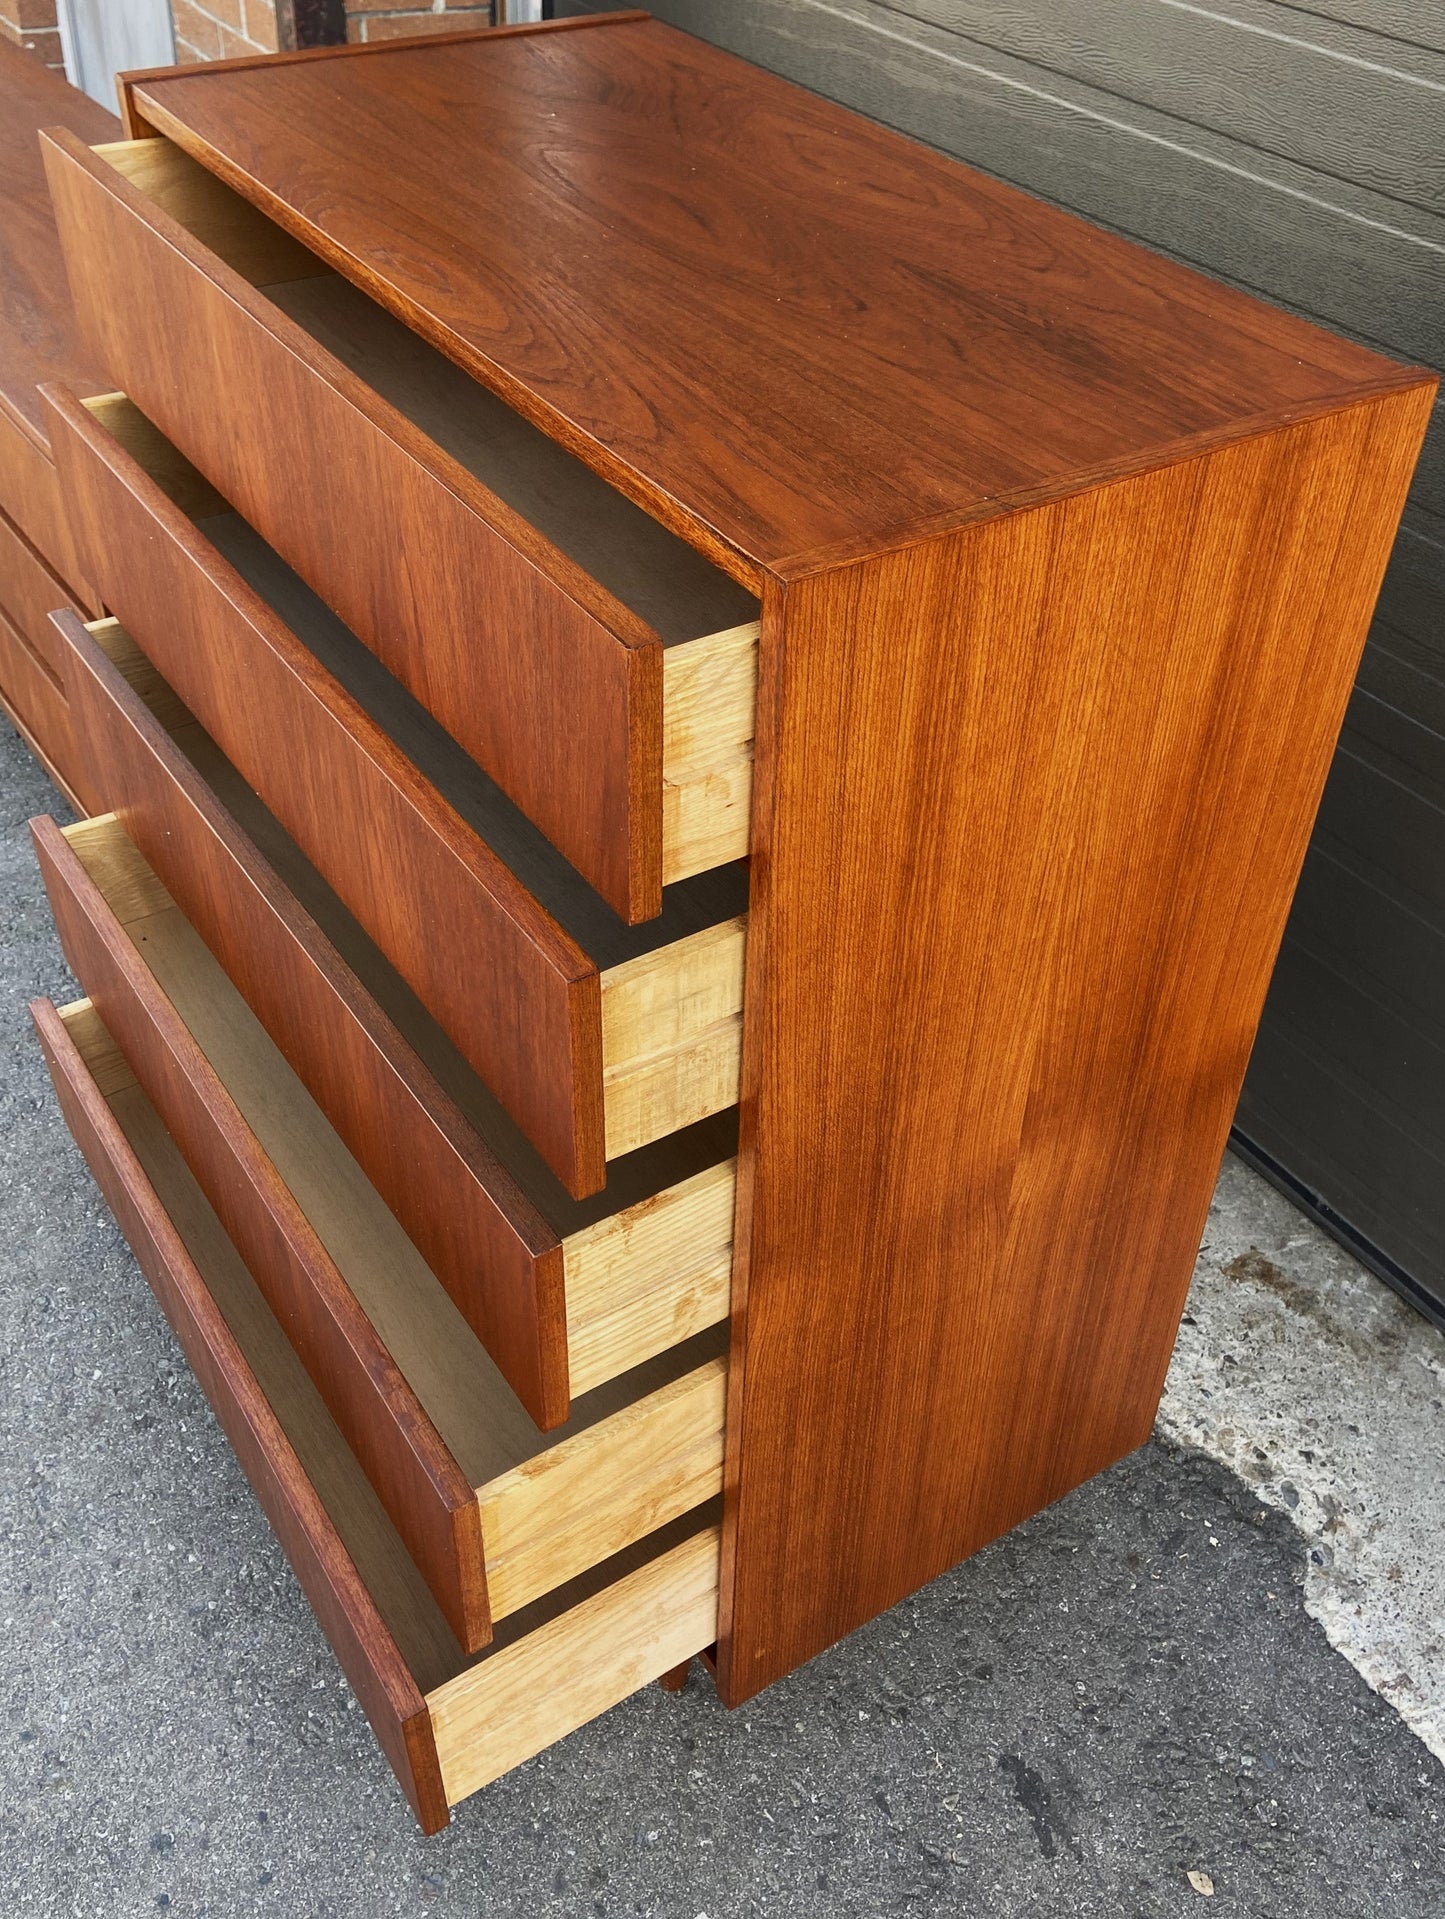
left=194, top=0, right=245, bottom=30
left=243, top=0, right=281, bottom=49
left=170, top=0, right=223, bottom=60
left=357, top=7, right=490, bottom=41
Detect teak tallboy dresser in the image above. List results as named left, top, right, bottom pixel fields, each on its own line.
left=25, top=14, right=1433, bottom=1830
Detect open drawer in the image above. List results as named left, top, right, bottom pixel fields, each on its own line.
left=50, top=610, right=736, bottom=1429
left=33, top=808, right=727, bottom=1655
left=42, top=130, right=760, bottom=922
left=33, top=992, right=719, bottom=1832
left=42, top=388, right=747, bottom=1199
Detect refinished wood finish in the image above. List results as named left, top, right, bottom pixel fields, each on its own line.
left=30, top=15, right=1437, bottom=1817
left=42, top=126, right=723, bottom=923
left=32, top=813, right=490, bottom=1653
left=32, top=993, right=721, bottom=1832
left=54, top=605, right=737, bottom=1413
left=42, top=381, right=604, bottom=1196
left=42, top=386, right=750, bottom=1194
left=0, top=40, right=113, bottom=581
left=0, top=509, right=82, bottom=685
left=0, top=505, right=91, bottom=805
left=720, top=385, right=1435, bottom=1700
left=0, top=41, right=114, bottom=782
left=0, top=597, right=83, bottom=810
left=51, top=605, right=570, bottom=1428
left=30, top=995, right=452, bottom=1834
left=119, top=18, right=1418, bottom=577
left=35, top=809, right=731, bottom=1649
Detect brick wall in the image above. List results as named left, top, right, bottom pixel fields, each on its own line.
left=171, top=0, right=284, bottom=62
left=0, top=0, right=65, bottom=71
left=0, top=0, right=501, bottom=80
left=345, top=2, right=492, bottom=45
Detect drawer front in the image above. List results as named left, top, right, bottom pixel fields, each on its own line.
left=43, top=129, right=665, bottom=923
left=0, top=505, right=84, bottom=680
left=32, top=815, right=489, bottom=1653
left=36, top=805, right=728, bottom=1655
left=44, top=382, right=608, bottom=1199
left=53, top=607, right=572, bottom=1430
left=0, top=403, right=99, bottom=609
left=34, top=993, right=722, bottom=1831
left=0, top=601, right=81, bottom=806
left=29, top=995, right=451, bottom=1833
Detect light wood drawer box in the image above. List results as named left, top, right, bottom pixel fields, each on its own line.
left=43, top=388, right=748, bottom=1201
left=33, top=803, right=729, bottom=1656
left=42, top=131, right=760, bottom=925
left=32, top=988, right=719, bottom=1832
left=49, top=609, right=735, bottom=1431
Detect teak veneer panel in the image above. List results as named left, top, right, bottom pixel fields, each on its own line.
left=0, top=508, right=83, bottom=684
left=0, top=42, right=116, bottom=446
left=38, top=811, right=730, bottom=1643
left=33, top=992, right=720, bottom=1832
left=0, top=600, right=82, bottom=808
left=56, top=606, right=738, bottom=1409
left=121, top=18, right=1424, bottom=575
left=33, top=815, right=489, bottom=1653
left=35, top=14, right=1437, bottom=1781
left=43, top=127, right=667, bottom=921
left=30, top=995, right=452, bottom=1834
left=42, top=386, right=748, bottom=1184
left=0, top=40, right=113, bottom=599
left=720, top=386, right=1435, bottom=1700
left=42, top=382, right=604, bottom=1195
left=51, top=606, right=570, bottom=1427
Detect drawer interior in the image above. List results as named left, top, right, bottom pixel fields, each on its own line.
left=92, top=615, right=740, bottom=1393
left=83, top=393, right=751, bottom=1156
left=93, top=138, right=759, bottom=647
left=62, top=810, right=728, bottom=1620
left=55, top=995, right=720, bottom=1803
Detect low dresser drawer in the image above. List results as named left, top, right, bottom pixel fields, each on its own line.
left=33, top=990, right=719, bottom=1832
left=33, top=808, right=729, bottom=1655
left=51, top=610, right=737, bottom=1428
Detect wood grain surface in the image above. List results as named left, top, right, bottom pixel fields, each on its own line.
left=124, top=18, right=1423, bottom=575
left=0, top=507, right=84, bottom=682
left=0, top=41, right=115, bottom=446
left=718, top=383, right=1435, bottom=1702
left=0, top=600, right=82, bottom=807
left=426, top=1520, right=720, bottom=1805
left=117, top=9, right=648, bottom=137
left=43, top=127, right=668, bottom=923
left=42, top=383, right=607, bottom=1197
left=52, top=607, right=574, bottom=1428
left=0, top=41, right=112, bottom=604
left=32, top=817, right=491, bottom=1654
left=30, top=996, right=452, bottom=1833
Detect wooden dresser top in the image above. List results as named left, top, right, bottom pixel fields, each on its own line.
left=1, top=41, right=117, bottom=445
left=125, top=13, right=1425, bottom=577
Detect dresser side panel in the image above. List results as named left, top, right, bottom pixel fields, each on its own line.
left=718, top=384, right=1434, bottom=1701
